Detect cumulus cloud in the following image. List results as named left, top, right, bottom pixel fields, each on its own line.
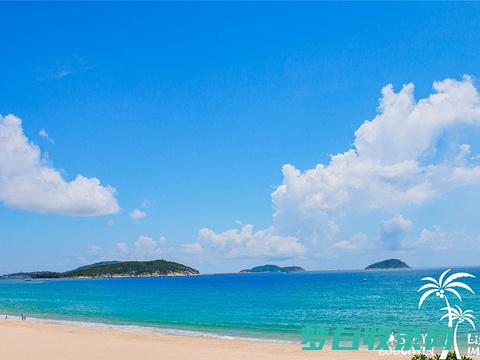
left=379, top=215, right=412, bottom=250
left=414, top=227, right=457, bottom=251
left=271, top=76, right=480, bottom=249
left=201, top=76, right=480, bottom=261
left=133, top=235, right=165, bottom=259
left=129, top=208, right=147, bottom=220
left=198, top=224, right=305, bottom=259
left=0, top=114, right=120, bottom=216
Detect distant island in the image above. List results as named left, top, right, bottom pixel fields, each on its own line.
left=240, top=264, right=305, bottom=273
left=2, top=260, right=199, bottom=279
left=365, top=259, right=411, bottom=270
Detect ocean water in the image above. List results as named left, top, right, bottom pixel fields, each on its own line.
left=1, top=268, right=479, bottom=342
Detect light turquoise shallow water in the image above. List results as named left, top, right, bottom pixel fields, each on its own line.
left=0, top=268, right=479, bottom=341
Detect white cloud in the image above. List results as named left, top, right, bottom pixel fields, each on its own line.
left=109, top=236, right=170, bottom=261
left=199, top=77, right=480, bottom=263
left=129, top=208, right=147, bottom=220
left=379, top=215, right=412, bottom=250
left=0, top=114, right=120, bottom=216
left=271, top=76, right=480, bottom=250
left=180, top=243, right=204, bottom=254
left=456, top=143, right=472, bottom=162
left=134, top=235, right=164, bottom=259
left=198, top=224, right=305, bottom=259
left=38, top=128, right=54, bottom=143
left=112, top=235, right=204, bottom=262
left=158, top=235, right=167, bottom=244
left=353, top=77, right=480, bottom=163
left=116, top=242, right=128, bottom=254
left=414, top=227, right=456, bottom=251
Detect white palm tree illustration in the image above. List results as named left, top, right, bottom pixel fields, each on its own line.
left=418, top=269, right=475, bottom=359
left=440, top=305, right=475, bottom=359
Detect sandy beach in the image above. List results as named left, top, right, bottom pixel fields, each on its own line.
left=0, top=319, right=415, bottom=360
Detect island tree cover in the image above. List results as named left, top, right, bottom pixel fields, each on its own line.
left=240, top=264, right=305, bottom=273
left=365, top=259, right=411, bottom=270
left=3, top=260, right=199, bottom=278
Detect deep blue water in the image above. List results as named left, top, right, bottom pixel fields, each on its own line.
left=1, top=268, right=479, bottom=341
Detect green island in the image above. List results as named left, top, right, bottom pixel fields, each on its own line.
left=2, top=260, right=199, bottom=279
left=240, top=264, right=305, bottom=273
left=365, top=258, right=411, bottom=270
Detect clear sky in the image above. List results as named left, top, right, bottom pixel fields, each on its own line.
left=1, top=2, right=480, bottom=274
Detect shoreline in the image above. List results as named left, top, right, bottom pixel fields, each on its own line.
left=0, top=318, right=412, bottom=359
left=0, top=272, right=200, bottom=280
left=1, top=313, right=296, bottom=344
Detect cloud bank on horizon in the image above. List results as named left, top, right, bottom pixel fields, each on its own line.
left=199, top=76, right=480, bottom=261
left=3, top=76, right=480, bottom=267
left=0, top=114, right=119, bottom=216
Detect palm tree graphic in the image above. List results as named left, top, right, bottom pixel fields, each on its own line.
left=418, top=269, right=475, bottom=359
left=440, top=305, right=475, bottom=359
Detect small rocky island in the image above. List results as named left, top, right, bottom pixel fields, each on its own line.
left=2, top=260, right=199, bottom=279
left=365, top=259, right=411, bottom=270
left=240, top=264, right=305, bottom=273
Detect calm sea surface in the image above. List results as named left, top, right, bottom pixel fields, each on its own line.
left=1, top=268, right=479, bottom=341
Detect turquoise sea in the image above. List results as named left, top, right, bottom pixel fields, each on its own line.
left=1, top=268, right=479, bottom=342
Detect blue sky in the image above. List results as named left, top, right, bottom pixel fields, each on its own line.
left=1, top=3, right=480, bottom=273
